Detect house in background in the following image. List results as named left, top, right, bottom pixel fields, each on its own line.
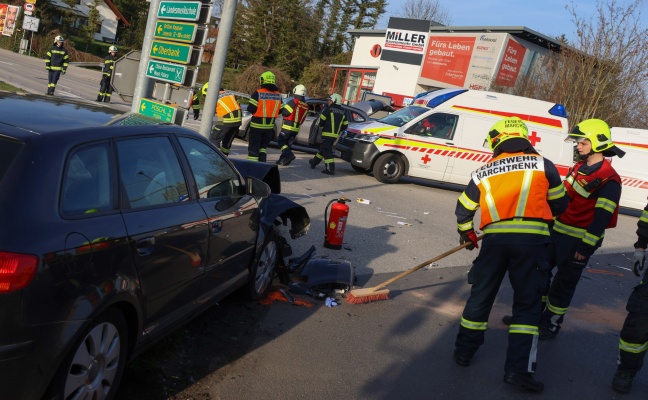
left=50, top=0, right=130, bottom=43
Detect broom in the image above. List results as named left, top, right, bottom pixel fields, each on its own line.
left=345, top=235, right=483, bottom=304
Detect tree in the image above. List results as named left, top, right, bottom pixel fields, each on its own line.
left=61, top=0, right=78, bottom=36
left=398, top=0, right=451, bottom=25
left=82, top=0, right=101, bottom=51
left=508, top=0, right=648, bottom=128
left=112, top=0, right=149, bottom=48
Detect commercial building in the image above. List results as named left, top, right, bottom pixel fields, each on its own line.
left=331, top=17, right=563, bottom=107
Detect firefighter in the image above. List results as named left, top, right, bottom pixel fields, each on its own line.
left=246, top=71, right=282, bottom=162
left=308, top=93, right=348, bottom=175
left=45, top=36, right=70, bottom=96
left=539, top=119, right=625, bottom=340
left=212, top=88, right=242, bottom=156
left=191, top=88, right=200, bottom=120
left=97, top=46, right=117, bottom=103
left=276, top=84, right=310, bottom=166
left=453, top=117, right=567, bottom=393
left=613, top=201, right=648, bottom=393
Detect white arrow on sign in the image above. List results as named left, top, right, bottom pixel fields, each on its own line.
left=161, top=5, right=167, bottom=13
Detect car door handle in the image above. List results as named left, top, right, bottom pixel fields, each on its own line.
left=136, top=237, right=155, bottom=256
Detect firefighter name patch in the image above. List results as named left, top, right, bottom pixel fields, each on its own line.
left=472, top=155, right=544, bottom=183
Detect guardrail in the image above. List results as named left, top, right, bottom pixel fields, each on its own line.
left=69, top=62, right=104, bottom=68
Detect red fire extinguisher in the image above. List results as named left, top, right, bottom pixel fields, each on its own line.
left=324, top=197, right=350, bottom=249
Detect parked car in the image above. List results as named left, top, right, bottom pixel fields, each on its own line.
left=234, top=97, right=389, bottom=151
left=0, top=92, right=310, bottom=400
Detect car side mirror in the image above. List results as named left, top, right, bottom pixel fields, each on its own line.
left=245, top=176, right=271, bottom=198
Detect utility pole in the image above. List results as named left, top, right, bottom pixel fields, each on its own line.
left=199, top=0, right=237, bottom=139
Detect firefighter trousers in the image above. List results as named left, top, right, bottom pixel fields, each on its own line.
left=248, top=127, right=274, bottom=162
left=315, top=137, right=336, bottom=165
left=277, top=128, right=297, bottom=158
left=617, top=279, right=648, bottom=374
left=540, top=231, right=595, bottom=334
left=215, top=124, right=241, bottom=155
left=455, top=242, right=551, bottom=373
left=47, top=70, right=62, bottom=94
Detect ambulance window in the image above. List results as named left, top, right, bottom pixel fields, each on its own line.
left=408, top=113, right=458, bottom=139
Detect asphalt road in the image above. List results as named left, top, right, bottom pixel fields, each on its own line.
left=1, top=48, right=645, bottom=399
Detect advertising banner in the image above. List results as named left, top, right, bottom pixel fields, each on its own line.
left=380, top=17, right=430, bottom=65
left=495, top=38, right=527, bottom=87
left=420, top=36, right=476, bottom=87
left=0, top=4, right=19, bottom=36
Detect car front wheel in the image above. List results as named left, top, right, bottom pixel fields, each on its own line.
left=245, top=231, right=278, bottom=299
left=46, top=308, right=128, bottom=400
left=373, top=153, right=404, bottom=183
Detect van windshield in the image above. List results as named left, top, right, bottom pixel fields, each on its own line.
left=378, top=106, right=429, bottom=127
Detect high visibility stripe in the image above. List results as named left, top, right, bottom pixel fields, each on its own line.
left=483, top=220, right=550, bottom=235
left=546, top=300, right=568, bottom=315
left=547, top=183, right=565, bottom=200
left=553, top=220, right=587, bottom=239
left=640, top=210, right=648, bottom=223
left=595, top=197, right=617, bottom=213
left=619, top=338, right=648, bottom=354
left=515, top=169, right=533, bottom=216
left=459, top=192, right=479, bottom=211
left=583, top=231, right=601, bottom=246
left=457, top=221, right=474, bottom=231
left=481, top=178, right=500, bottom=222
left=566, top=175, right=591, bottom=198
left=460, top=317, right=487, bottom=331
left=509, top=324, right=539, bottom=335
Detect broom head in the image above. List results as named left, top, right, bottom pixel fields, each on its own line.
left=345, top=288, right=390, bottom=304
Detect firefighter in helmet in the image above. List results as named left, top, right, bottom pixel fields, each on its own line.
left=454, top=117, right=567, bottom=393
left=212, top=88, right=242, bottom=156
left=308, top=93, right=348, bottom=175
left=246, top=71, right=282, bottom=162
left=276, top=84, right=309, bottom=166
left=613, top=200, right=648, bottom=393
left=537, top=120, right=624, bottom=341
left=45, top=36, right=70, bottom=96
left=97, top=45, right=118, bottom=103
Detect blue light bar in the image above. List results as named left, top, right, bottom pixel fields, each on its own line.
left=549, top=104, right=568, bottom=118
left=426, top=89, right=468, bottom=108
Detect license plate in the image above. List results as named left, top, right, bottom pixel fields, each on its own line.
left=334, top=150, right=341, bottom=157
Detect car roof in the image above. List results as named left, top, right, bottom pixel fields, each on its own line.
left=0, top=91, right=164, bottom=139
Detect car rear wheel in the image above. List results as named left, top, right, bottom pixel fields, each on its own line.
left=45, top=308, right=128, bottom=400
left=245, top=231, right=278, bottom=299
left=373, top=153, right=404, bottom=183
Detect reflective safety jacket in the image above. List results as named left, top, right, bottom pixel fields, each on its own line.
left=281, top=96, right=310, bottom=132
left=45, top=45, right=70, bottom=72
left=319, top=104, right=348, bottom=139
left=102, top=54, right=116, bottom=78
left=554, top=159, right=622, bottom=247
left=248, top=86, right=282, bottom=129
left=191, top=92, right=200, bottom=110
left=456, top=152, right=567, bottom=236
left=636, top=202, right=648, bottom=249
left=216, top=92, right=242, bottom=125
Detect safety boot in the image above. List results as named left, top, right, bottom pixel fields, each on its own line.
left=321, top=163, right=335, bottom=175
left=309, top=157, right=320, bottom=169
left=612, top=369, right=635, bottom=393
left=453, top=351, right=471, bottom=367
left=538, top=325, right=558, bottom=340
left=503, top=372, right=544, bottom=392
left=96, top=95, right=103, bottom=102
left=259, top=152, right=267, bottom=163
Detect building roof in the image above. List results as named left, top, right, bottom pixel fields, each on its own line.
left=104, top=0, right=130, bottom=27
left=348, top=25, right=563, bottom=52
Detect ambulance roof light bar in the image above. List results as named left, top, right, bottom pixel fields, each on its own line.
left=413, top=89, right=468, bottom=109
left=549, top=104, right=568, bottom=118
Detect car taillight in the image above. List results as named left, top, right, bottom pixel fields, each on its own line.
left=0, top=252, right=39, bottom=293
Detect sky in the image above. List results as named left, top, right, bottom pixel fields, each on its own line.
left=377, top=0, right=648, bottom=40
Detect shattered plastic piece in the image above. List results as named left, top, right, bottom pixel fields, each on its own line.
left=397, top=221, right=412, bottom=227
left=325, top=297, right=338, bottom=307
left=357, top=198, right=371, bottom=204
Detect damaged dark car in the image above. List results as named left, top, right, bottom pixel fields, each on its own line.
left=0, top=92, right=310, bottom=400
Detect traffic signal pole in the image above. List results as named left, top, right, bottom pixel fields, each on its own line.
left=199, top=0, right=237, bottom=139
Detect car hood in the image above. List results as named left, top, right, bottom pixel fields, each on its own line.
left=352, top=100, right=395, bottom=116
left=346, top=120, right=397, bottom=135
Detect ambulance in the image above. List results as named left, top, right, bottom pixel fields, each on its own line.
left=338, top=87, right=572, bottom=184
left=609, top=127, right=648, bottom=211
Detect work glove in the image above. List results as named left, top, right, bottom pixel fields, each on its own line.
left=459, top=229, right=479, bottom=251
left=632, top=249, right=646, bottom=277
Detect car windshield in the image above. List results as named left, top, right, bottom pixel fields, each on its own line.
left=377, top=106, right=429, bottom=127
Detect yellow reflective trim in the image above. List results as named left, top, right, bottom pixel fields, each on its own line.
left=460, top=317, right=487, bottom=331
left=595, top=197, right=617, bottom=213
left=553, top=220, right=587, bottom=239
left=640, top=210, right=648, bottom=223
left=483, top=220, right=550, bottom=235
left=515, top=169, right=533, bottom=216
left=457, top=221, right=474, bottom=231
left=547, top=183, right=565, bottom=200
left=583, top=232, right=600, bottom=246
left=481, top=178, right=500, bottom=221
left=362, top=126, right=396, bottom=134
left=547, top=300, right=567, bottom=315
left=509, top=324, right=539, bottom=335
left=619, top=338, right=648, bottom=354
left=458, top=192, right=479, bottom=211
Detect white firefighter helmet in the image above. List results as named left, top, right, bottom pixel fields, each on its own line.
left=293, top=84, right=307, bottom=96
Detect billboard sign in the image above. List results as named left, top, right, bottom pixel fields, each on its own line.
left=380, top=17, right=430, bottom=65
left=0, top=4, right=20, bottom=36
left=495, top=38, right=527, bottom=87
left=420, top=36, right=476, bottom=87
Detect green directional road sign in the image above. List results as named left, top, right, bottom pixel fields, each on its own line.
left=155, top=21, right=197, bottom=43
left=157, top=1, right=201, bottom=21
left=139, top=98, right=177, bottom=123
left=146, top=60, right=187, bottom=85
left=150, top=40, right=192, bottom=64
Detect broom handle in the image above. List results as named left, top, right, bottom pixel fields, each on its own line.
left=371, top=235, right=483, bottom=291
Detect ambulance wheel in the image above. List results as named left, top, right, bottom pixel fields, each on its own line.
left=373, top=153, right=404, bottom=183
left=351, top=165, right=369, bottom=174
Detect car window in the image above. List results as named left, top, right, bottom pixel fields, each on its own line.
left=347, top=110, right=366, bottom=123
left=379, top=106, right=429, bottom=127
left=61, top=142, right=113, bottom=215
left=117, top=136, right=188, bottom=208
left=177, top=137, right=241, bottom=199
